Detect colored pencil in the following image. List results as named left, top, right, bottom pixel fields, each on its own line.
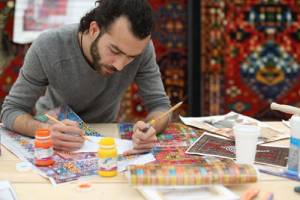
left=44, top=113, right=91, bottom=142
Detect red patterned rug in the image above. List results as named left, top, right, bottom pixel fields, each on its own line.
left=0, top=1, right=27, bottom=107
left=201, top=0, right=300, bottom=120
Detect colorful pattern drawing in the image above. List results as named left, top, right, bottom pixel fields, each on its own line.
left=128, top=163, right=258, bottom=186
left=0, top=128, right=98, bottom=184
left=118, top=123, right=134, bottom=140
left=152, top=146, right=233, bottom=165
left=118, top=122, right=204, bottom=164
left=35, top=105, right=102, bottom=137
left=201, top=0, right=300, bottom=120
left=118, top=122, right=202, bottom=145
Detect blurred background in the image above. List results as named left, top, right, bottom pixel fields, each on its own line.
left=0, top=0, right=299, bottom=122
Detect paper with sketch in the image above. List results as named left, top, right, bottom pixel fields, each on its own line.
left=138, top=185, right=239, bottom=200
left=180, top=111, right=290, bottom=144
left=0, top=127, right=154, bottom=185
left=186, top=132, right=289, bottom=167
left=0, top=181, right=17, bottom=200
left=74, top=136, right=133, bottom=154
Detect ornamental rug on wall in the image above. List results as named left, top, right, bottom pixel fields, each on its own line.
left=0, top=1, right=28, bottom=108
left=118, top=0, right=188, bottom=122
left=201, top=0, right=300, bottom=120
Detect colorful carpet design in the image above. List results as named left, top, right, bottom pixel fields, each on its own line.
left=0, top=1, right=27, bottom=108
left=201, top=0, right=300, bottom=120
left=118, top=0, right=188, bottom=122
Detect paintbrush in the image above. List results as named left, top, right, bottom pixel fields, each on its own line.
left=148, top=101, right=183, bottom=126
left=44, top=113, right=92, bottom=142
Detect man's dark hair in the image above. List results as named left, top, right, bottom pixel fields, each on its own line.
left=79, top=0, right=154, bottom=39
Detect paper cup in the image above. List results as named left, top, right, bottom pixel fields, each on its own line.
left=233, top=125, right=260, bottom=164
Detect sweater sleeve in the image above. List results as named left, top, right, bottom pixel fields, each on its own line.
left=134, top=41, right=171, bottom=113
left=0, top=41, right=48, bottom=130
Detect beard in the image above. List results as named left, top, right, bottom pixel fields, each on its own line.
left=90, top=33, right=117, bottom=76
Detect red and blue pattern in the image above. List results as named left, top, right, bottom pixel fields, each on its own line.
left=202, top=0, right=300, bottom=119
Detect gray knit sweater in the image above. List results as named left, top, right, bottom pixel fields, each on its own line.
left=1, top=24, right=170, bottom=129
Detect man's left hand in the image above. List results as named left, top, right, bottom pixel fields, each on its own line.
left=123, top=121, right=157, bottom=155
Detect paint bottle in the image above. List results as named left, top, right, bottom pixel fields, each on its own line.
left=97, top=137, right=117, bottom=177
left=287, top=115, right=300, bottom=176
left=34, top=129, right=55, bottom=166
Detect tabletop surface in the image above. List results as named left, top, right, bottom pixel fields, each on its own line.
left=1, top=122, right=300, bottom=200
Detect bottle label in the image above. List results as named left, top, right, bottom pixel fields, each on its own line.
left=287, top=143, right=300, bottom=173
left=98, top=157, right=117, bottom=172
left=34, top=148, right=54, bottom=159
left=291, top=137, right=300, bottom=147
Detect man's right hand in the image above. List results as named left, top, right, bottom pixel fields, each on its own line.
left=49, top=119, right=85, bottom=151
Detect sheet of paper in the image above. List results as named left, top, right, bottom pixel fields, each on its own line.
left=186, top=132, right=289, bottom=167
left=118, top=153, right=156, bottom=172
left=138, top=185, right=239, bottom=200
left=75, top=136, right=133, bottom=154
left=0, top=181, right=17, bottom=200
left=180, top=112, right=290, bottom=144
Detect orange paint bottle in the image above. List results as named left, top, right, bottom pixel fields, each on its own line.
left=34, top=129, right=55, bottom=166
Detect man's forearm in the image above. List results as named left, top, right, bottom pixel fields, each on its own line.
left=12, top=114, right=50, bottom=137
left=145, top=111, right=170, bottom=133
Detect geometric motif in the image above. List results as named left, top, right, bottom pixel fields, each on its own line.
left=201, top=0, right=300, bottom=120
left=0, top=1, right=28, bottom=107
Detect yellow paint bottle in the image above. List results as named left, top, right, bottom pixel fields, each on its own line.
left=98, top=137, right=117, bottom=177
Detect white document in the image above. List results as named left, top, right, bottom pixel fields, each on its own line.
left=75, top=136, right=156, bottom=172
left=118, top=153, right=156, bottom=172
left=138, top=185, right=239, bottom=200
left=0, top=181, right=17, bottom=200
left=75, top=136, right=133, bottom=154
left=180, top=112, right=290, bottom=144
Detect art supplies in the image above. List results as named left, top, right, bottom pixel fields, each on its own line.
left=128, top=163, right=258, bottom=186
left=97, top=137, right=118, bottom=177
left=34, top=129, right=55, bottom=166
left=118, top=123, right=203, bottom=147
left=270, top=103, right=300, bottom=176
left=137, top=185, right=239, bottom=200
left=44, top=113, right=92, bottom=142
left=74, top=136, right=133, bottom=154
left=148, top=101, right=183, bottom=126
left=0, top=181, right=17, bottom=200
left=233, top=125, right=260, bottom=164
left=180, top=112, right=289, bottom=144
left=286, top=115, right=300, bottom=176
left=258, top=165, right=300, bottom=181
left=240, top=188, right=260, bottom=200
left=186, top=133, right=289, bottom=167
left=36, top=105, right=101, bottom=137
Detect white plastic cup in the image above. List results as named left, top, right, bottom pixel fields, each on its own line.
left=233, top=124, right=260, bottom=164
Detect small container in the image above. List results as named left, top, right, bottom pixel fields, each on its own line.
left=34, top=129, right=55, bottom=166
left=97, top=137, right=117, bottom=177
left=287, top=115, right=300, bottom=176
